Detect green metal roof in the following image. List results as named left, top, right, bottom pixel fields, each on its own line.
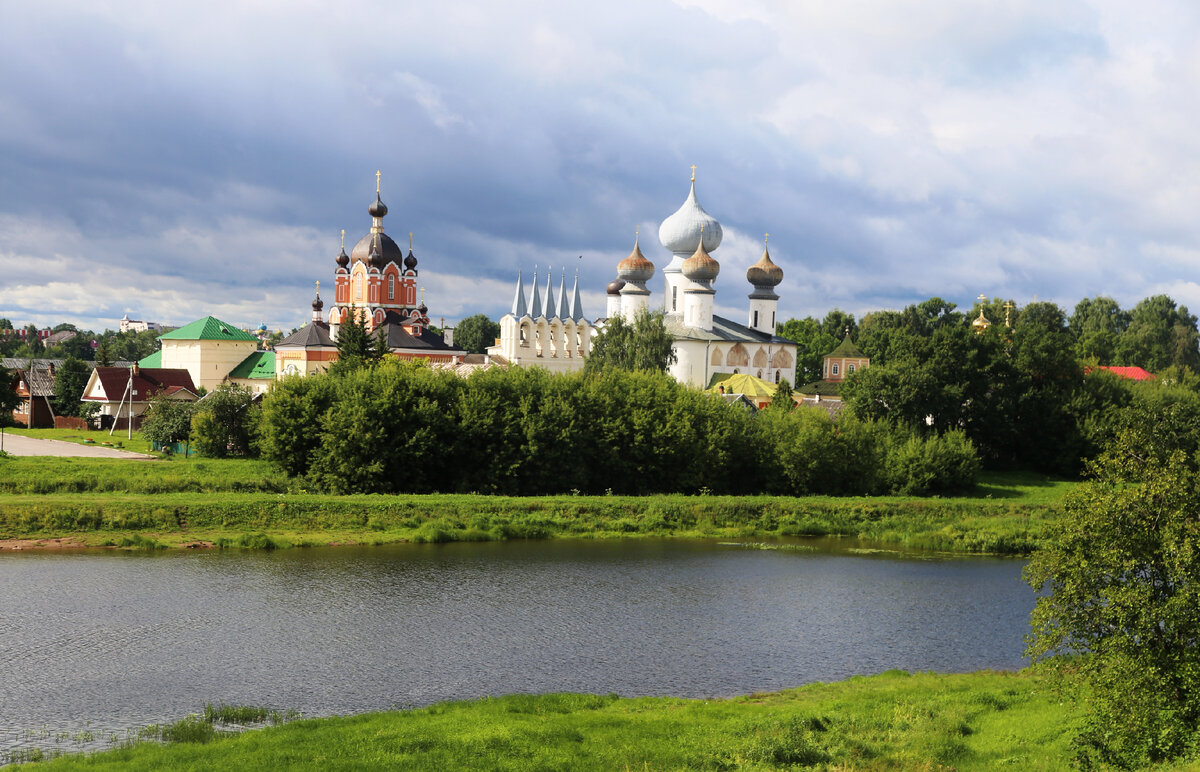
left=158, top=316, right=259, bottom=342
left=797, top=380, right=843, bottom=396
left=137, top=351, right=162, bottom=368
left=227, top=351, right=275, bottom=379
left=826, top=335, right=865, bottom=359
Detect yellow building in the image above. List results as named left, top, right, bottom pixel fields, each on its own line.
left=140, top=316, right=274, bottom=395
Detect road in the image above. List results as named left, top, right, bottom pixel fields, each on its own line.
left=0, top=432, right=155, bottom=459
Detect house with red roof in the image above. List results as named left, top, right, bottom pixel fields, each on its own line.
left=1097, top=365, right=1156, bottom=381
left=81, top=364, right=198, bottom=430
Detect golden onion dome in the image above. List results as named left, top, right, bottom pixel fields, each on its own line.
left=617, top=238, right=654, bottom=283
left=682, top=233, right=720, bottom=285
left=746, top=244, right=783, bottom=288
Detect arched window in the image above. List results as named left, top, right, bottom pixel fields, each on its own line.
left=832, top=363, right=840, bottom=375
left=388, top=274, right=395, bottom=300
left=848, top=363, right=856, bottom=373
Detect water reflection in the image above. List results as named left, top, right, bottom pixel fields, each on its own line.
left=0, top=539, right=1032, bottom=748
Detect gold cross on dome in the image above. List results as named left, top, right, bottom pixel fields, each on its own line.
left=409, top=232, right=413, bottom=250
left=764, top=233, right=769, bottom=244
left=376, top=170, right=382, bottom=193
left=315, top=280, right=320, bottom=292
left=690, top=164, right=697, bottom=182
left=977, top=293, right=987, bottom=305
left=340, top=229, right=345, bottom=249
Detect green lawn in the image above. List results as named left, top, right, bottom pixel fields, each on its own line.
left=0, top=452, right=1076, bottom=554
left=34, top=670, right=1095, bottom=771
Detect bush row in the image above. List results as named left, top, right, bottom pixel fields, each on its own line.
left=259, top=361, right=980, bottom=496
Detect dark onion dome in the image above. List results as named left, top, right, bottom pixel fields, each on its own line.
left=682, top=235, right=720, bottom=285
left=418, top=301, right=428, bottom=315
left=368, top=192, right=388, bottom=218
left=746, top=244, right=783, bottom=287
left=404, top=249, right=418, bottom=270
left=351, top=231, right=403, bottom=265
left=336, top=245, right=350, bottom=269
left=312, top=292, right=324, bottom=312
left=368, top=236, right=384, bottom=270
left=617, top=238, right=654, bottom=283
left=606, top=276, right=626, bottom=295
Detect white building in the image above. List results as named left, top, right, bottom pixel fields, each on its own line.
left=605, top=175, right=797, bottom=389
left=119, top=314, right=162, bottom=333
left=488, top=267, right=592, bottom=372
left=491, top=174, right=797, bottom=388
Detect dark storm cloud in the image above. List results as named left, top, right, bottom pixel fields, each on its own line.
left=3, top=0, right=1200, bottom=333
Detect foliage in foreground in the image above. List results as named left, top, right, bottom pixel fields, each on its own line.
left=1026, top=404, right=1200, bottom=769
left=37, top=671, right=1089, bottom=771
left=261, top=360, right=980, bottom=497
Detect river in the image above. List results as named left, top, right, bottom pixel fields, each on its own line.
left=0, top=539, right=1032, bottom=754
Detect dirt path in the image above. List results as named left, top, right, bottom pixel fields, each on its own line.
left=0, top=433, right=154, bottom=459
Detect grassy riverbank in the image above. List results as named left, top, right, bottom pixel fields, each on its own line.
left=32, top=669, right=1105, bottom=771
left=0, top=450, right=1072, bottom=554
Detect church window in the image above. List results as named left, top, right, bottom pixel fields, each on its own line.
left=753, top=310, right=759, bottom=328
left=832, top=363, right=840, bottom=375
left=672, top=286, right=677, bottom=311
left=775, top=371, right=781, bottom=384
left=848, top=364, right=856, bottom=373
left=388, top=275, right=394, bottom=300
left=771, top=312, right=775, bottom=329
left=355, top=275, right=363, bottom=300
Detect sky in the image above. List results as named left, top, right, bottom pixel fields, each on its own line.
left=3, top=0, right=1200, bottom=334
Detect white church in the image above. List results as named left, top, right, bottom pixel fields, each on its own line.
left=490, top=174, right=797, bottom=389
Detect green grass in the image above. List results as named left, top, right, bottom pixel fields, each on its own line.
left=34, top=670, right=1105, bottom=771
left=0, top=455, right=1074, bottom=555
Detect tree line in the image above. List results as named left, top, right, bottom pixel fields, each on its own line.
left=779, top=295, right=1200, bottom=475
left=256, top=359, right=979, bottom=497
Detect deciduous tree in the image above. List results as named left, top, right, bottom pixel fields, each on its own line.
left=585, top=309, right=676, bottom=374
left=453, top=314, right=501, bottom=355
left=1026, top=407, right=1200, bottom=768
left=51, top=356, right=97, bottom=419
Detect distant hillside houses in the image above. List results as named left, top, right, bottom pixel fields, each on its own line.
left=119, top=314, right=162, bottom=333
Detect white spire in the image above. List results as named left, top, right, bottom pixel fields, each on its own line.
left=558, top=269, right=570, bottom=320
left=511, top=270, right=527, bottom=317
left=544, top=269, right=556, bottom=320
left=571, top=268, right=584, bottom=322
left=530, top=266, right=542, bottom=318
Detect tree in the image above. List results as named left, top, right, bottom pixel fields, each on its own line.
left=768, top=378, right=793, bottom=411
left=0, top=364, right=18, bottom=428
left=585, top=309, right=677, bottom=374
left=95, top=338, right=113, bottom=367
left=140, top=394, right=196, bottom=447
left=331, top=306, right=382, bottom=374
left=1071, top=296, right=1128, bottom=363
left=51, top=356, right=97, bottom=419
left=24, top=324, right=43, bottom=355
left=453, top=314, right=501, bottom=355
left=777, top=317, right=837, bottom=385
left=1025, top=408, right=1200, bottom=768
left=1116, top=295, right=1200, bottom=372
left=190, top=383, right=259, bottom=457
